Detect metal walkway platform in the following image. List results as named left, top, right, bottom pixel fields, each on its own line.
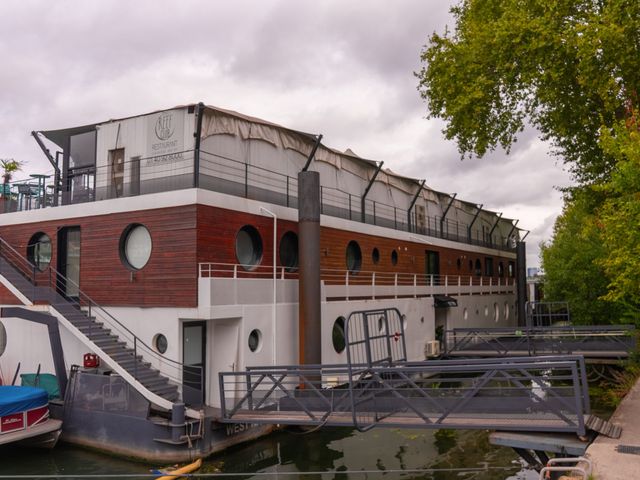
left=443, top=325, right=636, bottom=363
left=218, top=309, right=606, bottom=437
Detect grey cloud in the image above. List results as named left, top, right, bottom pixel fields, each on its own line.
left=0, top=0, right=565, bottom=267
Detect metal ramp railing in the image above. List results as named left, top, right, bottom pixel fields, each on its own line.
left=526, top=301, right=571, bottom=327
left=219, top=356, right=590, bottom=434
left=219, top=308, right=593, bottom=436
left=444, top=325, right=636, bottom=361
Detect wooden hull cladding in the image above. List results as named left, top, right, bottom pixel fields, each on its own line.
left=0, top=203, right=515, bottom=308
left=0, top=205, right=198, bottom=308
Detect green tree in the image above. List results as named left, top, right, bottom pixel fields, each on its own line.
left=596, top=120, right=640, bottom=321
left=540, top=189, right=624, bottom=324
left=417, top=0, right=640, bottom=183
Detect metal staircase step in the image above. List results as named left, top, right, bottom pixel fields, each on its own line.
left=150, top=384, right=180, bottom=400
left=1, top=240, right=187, bottom=411
left=100, top=342, right=127, bottom=353
left=93, top=336, right=123, bottom=347
left=133, top=371, right=162, bottom=382
left=142, top=377, right=171, bottom=388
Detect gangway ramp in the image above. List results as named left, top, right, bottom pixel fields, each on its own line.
left=219, top=356, right=591, bottom=435
left=444, top=325, right=636, bottom=362
left=219, top=308, right=603, bottom=436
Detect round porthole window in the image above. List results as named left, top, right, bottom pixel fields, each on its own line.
left=504, top=302, right=510, bottom=320
left=120, top=224, right=152, bottom=270
left=371, top=248, right=380, bottom=264
left=27, top=232, right=52, bottom=271
left=484, top=305, right=489, bottom=317
left=248, top=329, right=262, bottom=352
left=153, top=333, right=168, bottom=354
left=391, top=250, right=399, bottom=266
left=463, top=308, right=468, bottom=321
left=346, top=241, right=362, bottom=273
left=236, top=225, right=263, bottom=270
left=378, top=316, right=387, bottom=333
left=332, top=317, right=346, bottom=354
left=494, top=303, right=500, bottom=322
left=0, top=321, right=6, bottom=357
left=279, top=231, right=298, bottom=272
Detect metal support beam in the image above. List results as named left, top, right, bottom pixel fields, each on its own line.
left=298, top=171, right=321, bottom=367
left=407, top=180, right=425, bottom=232
left=488, top=213, right=503, bottom=238
left=301, top=134, right=323, bottom=172
left=0, top=307, right=68, bottom=397
left=467, top=204, right=483, bottom=240
left=31, top=131, right=58, bottom=172
left=521, top=230, right=530, bottom=241
left=193, top=102, right=205, bottom=189
left=439, top=193, right=457, bottom=237
left=507, top=219, right=519, bottom=238
left=516, top=242, right=527, bottom=327
left=32, top=132, right=61, bottom=206
left=361, top=161, right=383, bottom=223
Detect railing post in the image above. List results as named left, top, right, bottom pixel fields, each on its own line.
left=32, top=265, right=36, bottom=301
left=134, top=337, right=138, bottom=380
left=244, top=163, right=248, bottom=198
left=346, top=270, right=350, bottom=301
left=413, top=273, right=417, bottom=298
left=372, top=272, right=376, bottom=300
left=286, top=176, right=290, bottom=207
left=394, top=272, right=398, bottom=299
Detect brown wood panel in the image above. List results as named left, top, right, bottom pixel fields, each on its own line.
left=0, top=283, right=22, bottom=305
left=0, top=203, right=514, bottom=309
left=0, top=205, right=198, bottom=308
left=196, top=204, right=514, bottom=280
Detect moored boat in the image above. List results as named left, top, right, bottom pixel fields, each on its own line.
left=0, top=385, right=62, bottom=449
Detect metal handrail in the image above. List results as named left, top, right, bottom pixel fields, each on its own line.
left=0, top=236, right=202, bottom=389
left=444, top=325, right=636, bottom=360
left=219, top=357, right=589, bottom=435
left=198, top=261, right=518, bottom=288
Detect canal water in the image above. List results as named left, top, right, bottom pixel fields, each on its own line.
left=1, top=427, right=537, bottom=479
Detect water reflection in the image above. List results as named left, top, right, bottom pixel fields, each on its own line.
left=1, top=427, right=537, bottom=480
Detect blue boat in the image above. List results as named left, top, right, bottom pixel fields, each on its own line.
left=0, top=385, right=62, bottom=448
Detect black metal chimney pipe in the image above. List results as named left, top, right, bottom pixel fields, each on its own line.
left=516, top=242, right=527, bottom=327
left=298, top=170, right=322, bottom=366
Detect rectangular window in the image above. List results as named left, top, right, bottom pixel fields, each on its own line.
left=425, top=250, right=440, bottom=276
left=108, top=148, right=125, bottom=198
left=485, top=257, right=494, bottom=276
left=130, top=156, right=140, bottom=196
left=508, top=261, right=515, bottom=277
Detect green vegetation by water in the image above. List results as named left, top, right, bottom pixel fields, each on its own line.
left=417, top=0, right=640, bottom=326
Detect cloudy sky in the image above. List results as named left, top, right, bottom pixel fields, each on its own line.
left=0, top=0, right=573, bottom=267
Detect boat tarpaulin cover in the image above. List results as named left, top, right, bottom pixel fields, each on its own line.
left=0, top=386, right=48, bottom=416
left=434, top=295, right=458, bottom=308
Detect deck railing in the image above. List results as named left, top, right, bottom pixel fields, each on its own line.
left=198, top=262, right=516, bottom=302
left=444, top=325, right=637, bottom=359
left=219, top=356, right=590, bottom=435
left=0, top=236, right=201, bottom=400
left=3, top=147, right=518, bottom=252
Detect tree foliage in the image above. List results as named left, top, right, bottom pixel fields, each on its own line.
left=540, top=189, right=625, bottom=324
left=597, top=120, right=640, bottom=320
left=417, top=0, right=640, bottom=183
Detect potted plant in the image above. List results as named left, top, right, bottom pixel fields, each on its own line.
left=1, top=158, right=23, bottom=197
